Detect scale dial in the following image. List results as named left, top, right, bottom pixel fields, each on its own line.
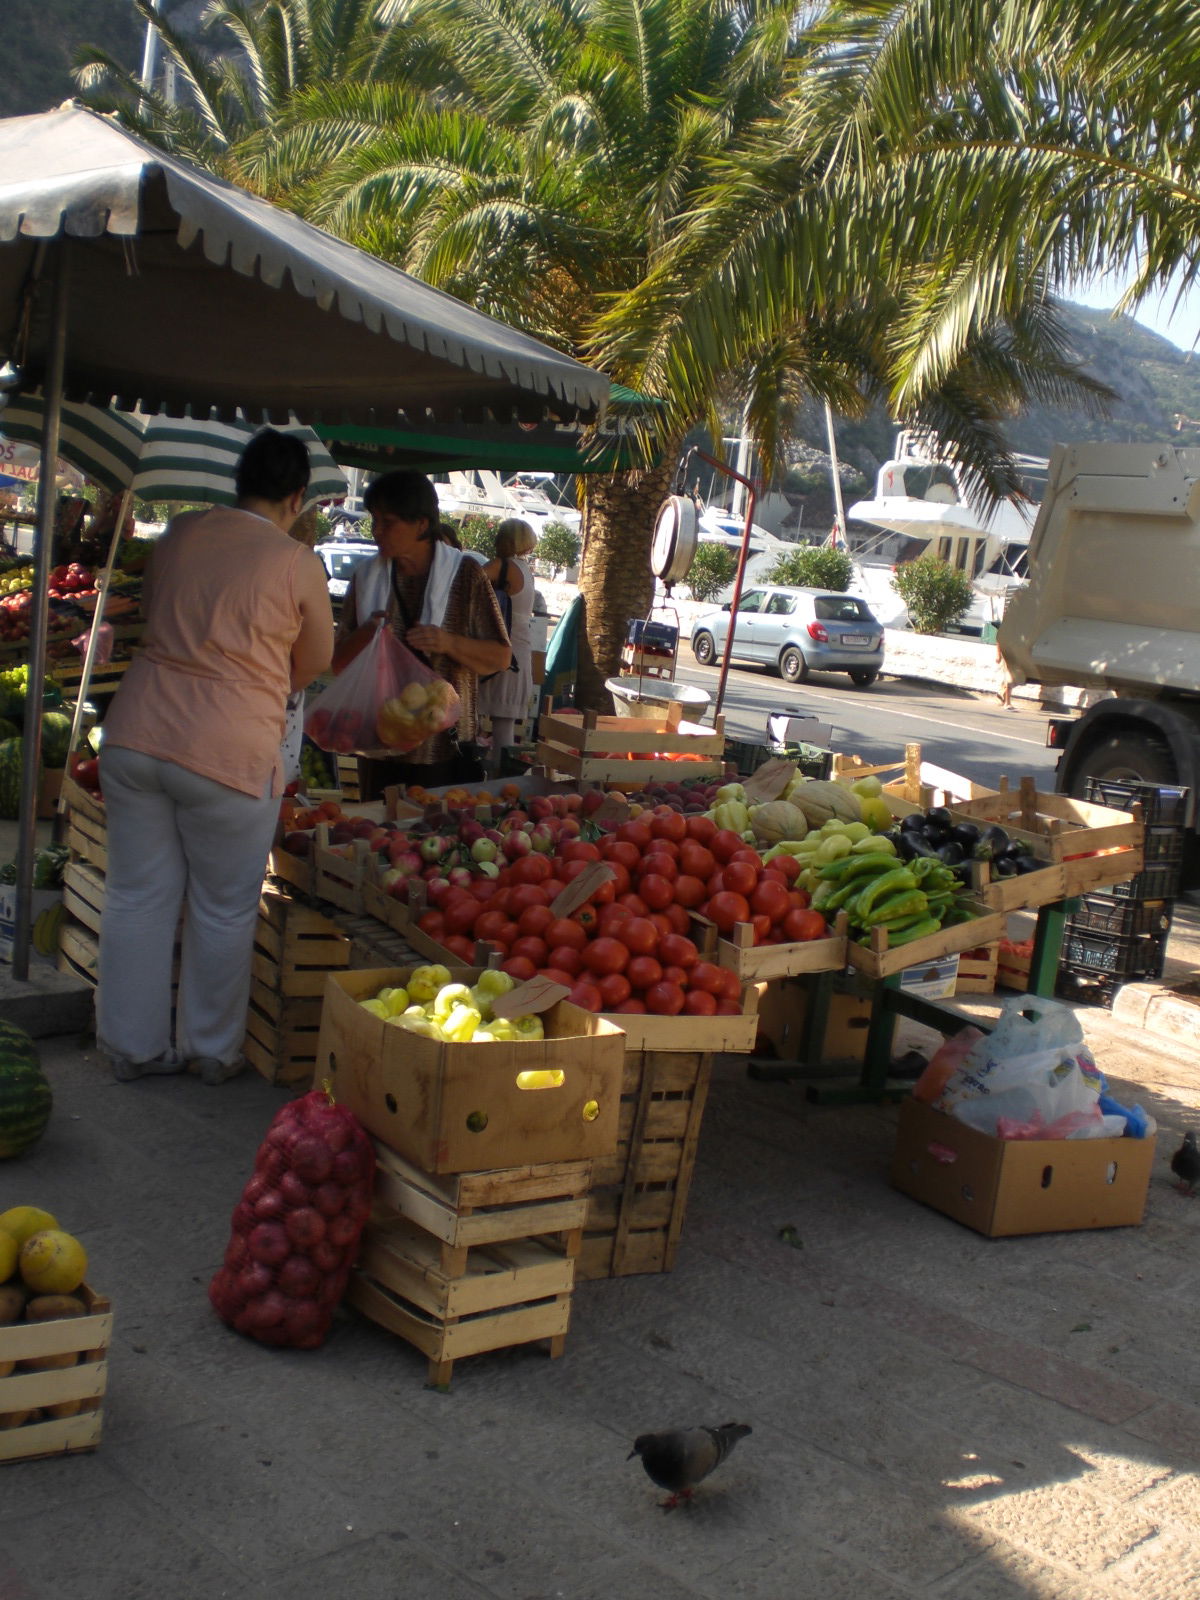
left=650, top=495, right=699, bottom=584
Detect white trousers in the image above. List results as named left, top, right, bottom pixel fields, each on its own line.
left=96, top=746, right=278, bottom=1067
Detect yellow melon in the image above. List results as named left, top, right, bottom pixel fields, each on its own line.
left=0, top=1206, right=58, bottom=1248
left=19, top=1229, right=88, bottom=1295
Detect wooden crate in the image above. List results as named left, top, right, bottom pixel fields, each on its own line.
left=846, top=904, right=1007, bottom=980
left=244, top=889, right=351, bottom=1086
left=955, top=943, right=999, bottom=995
left=996, top=941, right=1033, bottom=992
left=359, top=870, right=765, bottom=1052
left=578, top=1049, right=713, bottom=1281
left=61, top=860, right=106, bottom=937
left=57, top=919, right=99, bottom=986
left=312, top=833, right=372, bottom=915
left=712, top=913, right=848, bottom=982
left=350, top=1145, right=589, bottom=1385
left=0, top=1285, right=112, bottom=1464
left=834, top=743, right=995, bottom=808
left=537, top=704, right=724, bottom=786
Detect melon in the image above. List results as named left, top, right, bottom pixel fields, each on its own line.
left=0, top=1032, right=52, bottom=1159
left=19, top=1229, right=86, bottom=1294
left=40, top=711, right=73, bottom=770
left=0, top=737, right=31, bottom=821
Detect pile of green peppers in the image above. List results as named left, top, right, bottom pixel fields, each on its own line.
left=811, top=851, right=982, bottom=947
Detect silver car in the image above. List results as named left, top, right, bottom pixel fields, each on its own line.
left=690, top=585, right=885, bottom=687
left=315, top=540, right=375, bottom=601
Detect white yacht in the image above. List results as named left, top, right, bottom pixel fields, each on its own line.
left=436, top=469, right=581, bottom=535
left=847, top=430, right=1049, bottom=632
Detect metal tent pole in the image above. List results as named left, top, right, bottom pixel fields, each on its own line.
left=13, top=247, right=69, bottom=981
left=58, top=487, right=133, bottom=816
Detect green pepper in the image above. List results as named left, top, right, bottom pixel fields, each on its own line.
left=884, top=917, right=943, bottom=946
left=863, top=888, right=928, bottom=926
left=853, top=867, right=917, bottom=919
left=820, top=854, right=900, bottom=893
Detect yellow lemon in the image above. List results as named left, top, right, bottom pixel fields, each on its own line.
left=0, top=1206, right=59, bottom=1248
left=19, top=1229, right=88, bottom=1295
left=0, top=1230, right=17, bottom=1282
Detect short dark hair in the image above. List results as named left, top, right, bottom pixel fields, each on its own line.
left=364, top=470, right=440, bottom=533
left=235, top=429, right=311, bottom=503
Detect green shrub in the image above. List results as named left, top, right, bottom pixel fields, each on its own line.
left=891, top=555, right=974, bottom=634
left=686, top=542, right=739, bottom=603
left=457, top=514, right=499, bottom=556
left=536, top=521, right=581, bottom=574
left=766, top=545, right=853, bottom=592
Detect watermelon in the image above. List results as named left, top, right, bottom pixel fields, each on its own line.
left=0, top=737, right=29, bottom=821
left=0, top=1027, right=51, bottom=1158
left=41, top=711, right=73, bottom=770
left=0, top=718, right=17, bottom=743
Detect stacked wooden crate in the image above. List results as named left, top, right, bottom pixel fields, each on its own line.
left=58, top=775, right=109, bottom=985
left=579, top=1048, right=713, bottom=1281
left=0, top=1285, right=113, bottom=1465
left=351, top=1148, right=591, bottom=1387
left=321, top=966, right=626, bottom=1382
left=244, top=887, right=353, bottom=1086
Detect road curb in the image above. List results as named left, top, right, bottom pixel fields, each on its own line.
left=1111, top=979, right=1200, bottom=1049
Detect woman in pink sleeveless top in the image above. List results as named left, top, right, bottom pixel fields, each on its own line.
left=98, top=430, right=334, bottom=1084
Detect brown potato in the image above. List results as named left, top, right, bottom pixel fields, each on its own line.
left=19, top=1350, right=78, bottom=1373
left=0, top=1408, right=39, bottom=1429
left=0, top=1359, right=13, bottom=1378
left=0, top=1284, right=26, bottom=1324
left=43, top=1399, right=84, bottom=1420
left=24, top=1295, right=87, bottom=1321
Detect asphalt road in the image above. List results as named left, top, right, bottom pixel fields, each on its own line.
left=669, top=656, right=1061, bottom=793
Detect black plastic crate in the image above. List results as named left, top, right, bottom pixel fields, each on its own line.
left=1099, top=859, right=1184, bottom=902
left=1061, top=924, right=1170, bottom=980
left=1066, top=895, right=1173, bottom=940
left=625, top=619, right=678, bottom=651
left=1084, top=776, right=1190, bottom=827
left=1143, top=824, right=1186, bottom=865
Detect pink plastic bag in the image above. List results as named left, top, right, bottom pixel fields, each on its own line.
left=912, top=1026, right=985, bottom=1104
left=72, top=622, right=113, bottom=665
left=304, top=622, right=461, bottom=756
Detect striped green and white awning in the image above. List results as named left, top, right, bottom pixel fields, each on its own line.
left=0, top=398, right=347, bottom=507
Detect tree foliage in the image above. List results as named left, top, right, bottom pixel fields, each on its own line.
left=767, top=546, right=853, bottom=593
left=455, top=514, right=498, bottom=556
left=686, top=542, right=738, bottom=603
left=891, top=556, right=974, bottom=635
left=535, top=522, right=581, bottom=575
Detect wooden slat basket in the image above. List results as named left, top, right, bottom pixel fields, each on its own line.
left=0, top=1285, right=113, bottom=1465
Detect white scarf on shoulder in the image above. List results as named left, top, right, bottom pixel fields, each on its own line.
left=353, top=541, right=462, bottom=627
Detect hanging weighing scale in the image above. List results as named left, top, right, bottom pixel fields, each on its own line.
left=621, top=495, right=700, bottom=686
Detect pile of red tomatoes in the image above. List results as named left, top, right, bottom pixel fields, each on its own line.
left=412, top=806, right=827, bottom=1018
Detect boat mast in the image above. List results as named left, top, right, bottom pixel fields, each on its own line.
left=824, top=401, right=847, bottom=543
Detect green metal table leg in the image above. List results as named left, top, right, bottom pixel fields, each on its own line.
left=1027, top=896, right=1080, bottom=998
left=803, top=974, right=909, bottom=1105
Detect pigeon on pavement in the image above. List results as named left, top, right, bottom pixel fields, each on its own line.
left=1170, top=1130, right=1200, bottom=1195
left=628, top=1422, right=752, bottom=1508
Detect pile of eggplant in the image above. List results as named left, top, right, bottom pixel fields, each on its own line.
left=888, top=806, right=1042, bottom=880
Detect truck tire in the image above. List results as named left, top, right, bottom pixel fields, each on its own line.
left=1066, top=732, right=1177, bottom=794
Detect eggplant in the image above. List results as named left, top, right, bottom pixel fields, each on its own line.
left=937, top=841, right=966, bottom=867
left=923, top=823, right=951, bottom=848
left=896, top=831, right=939, bottom=860
left=951, top=821, right=982, bottom=849
left=925, top=806, right=954, bottom=829
left=981, top=824, right=1010, bottom=853
left=900, top=813, right=928, bottom=834
left=1014, top=854, right=1044, bottom=875
left=993, top=856, right=1019, bottom=877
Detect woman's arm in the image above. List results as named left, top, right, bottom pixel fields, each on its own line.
left=289, top=548, right=335, bottom=690
left=406, top=624, right=511, bottom=677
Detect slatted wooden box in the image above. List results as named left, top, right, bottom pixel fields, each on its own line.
left=244, top=889, right=352, bottom=1086
left=0, top=1286, right=112, bottom=1464
left=955, top=944, right=999, bottom=994
left=578, top=1048, right=713, bottom=1281
left=350, top=1146, right=590, bottom=1386
left=536, top=704, right=725, bottom=786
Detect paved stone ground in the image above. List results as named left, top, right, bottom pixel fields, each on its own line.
left=2, top=967, right=1199, bottom=1600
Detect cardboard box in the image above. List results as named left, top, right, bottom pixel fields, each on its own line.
left=753, top=978, right=873, bottom=1064
left=891, top=1097, right=1156, bottom=1237
left=319, top=967, right=626, bottom=1173
left=898, top=953, right=960, bottom=1001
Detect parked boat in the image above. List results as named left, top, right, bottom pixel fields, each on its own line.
left=436, top=469, right=581, bottom=534
left=847, top=430, right=1049, bottom=632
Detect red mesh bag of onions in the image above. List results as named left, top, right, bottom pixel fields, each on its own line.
left=209, top=1088, right=376, bottom=1348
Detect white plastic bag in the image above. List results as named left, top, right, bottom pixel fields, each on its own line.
left=936, top=996, right=1102, bottom=1138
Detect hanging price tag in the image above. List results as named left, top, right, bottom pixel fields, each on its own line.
left=741, top=759, right=797, bottom=805
left=490, top=976, right=571, bottom=1019
left=591, top=793, right=631, bottom=827
left=549, top=862, right=617, bottom=918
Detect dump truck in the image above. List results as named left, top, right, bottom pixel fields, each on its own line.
left=999, top=442, right=1200, bottom=876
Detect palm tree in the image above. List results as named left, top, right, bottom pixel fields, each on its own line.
left=249, top=0, right=1113, bottom=705
left=79, top=0, right=1124, bottom=707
